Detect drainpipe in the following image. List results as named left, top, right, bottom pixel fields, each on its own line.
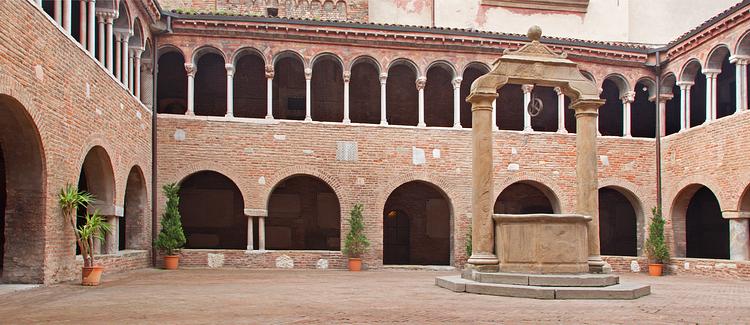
left=150, top=15, right=170, bottom=267
left=654, top=50, right=663, bottom=211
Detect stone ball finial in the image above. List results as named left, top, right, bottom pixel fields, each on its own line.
left=528, top=25, right=542, bottom=41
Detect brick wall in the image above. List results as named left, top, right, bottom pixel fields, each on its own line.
left=160, top=0, right=369, bottom=22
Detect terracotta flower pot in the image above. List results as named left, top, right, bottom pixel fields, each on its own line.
left=648, top=263, right=663, bottom=276
left=164, top=255, right=180, bottom=270
left=348, top=258, right=362, bottom=271
left=81, top=266, right=104, bottom=286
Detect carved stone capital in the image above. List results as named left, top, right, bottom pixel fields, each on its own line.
left=184, top=63, right=197, bottom=77
left=729, top=55, right=750, bottom=65
left=343, top=71, right=351, bottom=83
left=304, top=68, right=313, bottom=80
left=522, top=84, right=535, bottom=94
left=380, top=72, right=388, bottom=84
left=571, top=99, right=605, bottom=116
left=265, top=65, right=275, bottom=79
left=452, top=77, right=463, bottom=89
left=554, top=87, right=563, bottom=96
left=415, top=77, right=427, bottom=90
left=141, top=62, right=154, bottom=74
left=225, top=64, right=235, bottom=77
left=620, top=91, right=635, bottom=104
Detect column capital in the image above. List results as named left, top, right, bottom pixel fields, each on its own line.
left=129, top=46, right=145, bottom=57
left=379, top=72, right=388, bottom=84
left=676, top=80, right=694, bottom=88
left=554, top=87, right=563, bottom=95
left=114, top=28, right=132, bottom=40
left=415, top=77, right=427, bottom=90
left=571, top=99, right=605, bottom=116
left=702, top=68, right=721, bottom=77
left=264, top=64, right=274, bottom=79
left=466, top=91, right=498, bottom=111
left=95, top=8, right=117, bottom=21
left=225, top=63, right=235, bottom=76
left=343, top=71, right=351, bottom=83
left=729, top=55, right=750, bottom=65
left=649, top=94, right=674, bottom=103
left=184, top=63, right=197, bottom=77
left=452, top=77, right=463, bottom=89
left=304, top=68, right=312, bottom=80
left=522, top=84, right=535, bottom=94
left=620, top=91, right=635, bottom=104
left=141, top=61, right=154, bottom=74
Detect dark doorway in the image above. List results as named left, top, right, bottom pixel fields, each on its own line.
left=686, top=186, right=729, bottom=259
left=349, top=60, right=381, bottom=124
left=383, top=181, right=451, bottom=265
left=495, top=182, right=555, bottom=214
left=0, top=145, right=5, bottom=273
left=599, top=188, right=638, bottom=256
left=156, top=51, right=188, bottom=114
left=386, top=64, right=418, bottom=126
left=599, top=79, right=624, bottom=136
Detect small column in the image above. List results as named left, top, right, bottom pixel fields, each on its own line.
left=54, top=0, right=62, bottom=25
left=571, top=99, right=611, bottom=273
left=492, top=99, right=498, bottom=131
left=114, top=33, right=122, bottom=81
left=343, top=71, right=351, bottom=124
left=96, top=11, right=105, bottom=63
left=105, top=15, right=114, bottom=73
left=304, top=68, right=312, bottom=122
left=653, top=94, right=673, bottom=137
left=140, top=61, right=153, bottom=108
left=452, top=77, right=463, bottom=129
left=730, top=55, right=749, bottom=113
left=128, top=50, right=135, bottom=91
left=185, top=63, right=196, bottom=116
left=258, top=216, right=266, bottom=251
left=703, top=69, right=720, bottom=123
left=121, top=33, right=131, bottom=86
left=380, top=73, right=388, bottom=125
left=87, top=0, right=96, bottom=54
left=416, top=77, right=427, bottom=127
left=246, top=215, right=254, bottom=251
left=132, top=48, right=143, bottom=99
left=225, top=63, right=235, bottom=118
left=729, top=217, right=749, bottom=261
left=621, top=91, right=635, bottom=137
left=522, top=84, right=534, bottom=132
left=79, top=1, right=87, bottom=48
left=105, top=216, right=119, bottom=254
left=63, top=0, right=72, bottom=34
left=554, top=87, right=567, bottom=133
left=265, top=65, right=274, bottom=119
left=677, top=81, right=693, bottom=131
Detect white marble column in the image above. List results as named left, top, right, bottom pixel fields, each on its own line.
left=96, top=12, right=105, bottom=63
left=380, top=73, right=388, bottom=125
left=185, top=63, right=196, bottom=116
left=114, top=33, right=122, bottom=81
left=258, top=216, right=266, bottom=251
left=417, top=77, right=427, bottom=127
left=729, top=218, right=749, bottom=261
left=304, top=68, right=312, bottom=122
left=554, top=87, right=566, bottom=133
left=121, top=34, right=130, bottom=86
left=105, top=15, right=114, bottom=73
left=522, top=84, right=534, bottom=132
left=79, top=1, right=87, bottom=48
left=54, top=0, right=62, bottom=25
left=621, top=91, right=635, bottom=137
left=246, top=215, right=254, bottom=251
left=63, top=0, right=72, bottom=34
left=730, top=56, right=749, bottom=113
left=655, top=95, right=673, bottom=137
left=87, top=0, right=96, bottom=54
left=225, top=63, right=235, bottom=118
left=677, top=81, right=693, bottom=130
left=704, top=69, right=720, bottom=123
left=128, top=50, right=135, bottom=91
left=265, top=65, right=274, bottom=119
left=343, top=71, right=351, bottom=124
left=452, top=77, right=462, bottom=129
left=492, top=99, right=498, bottom=131
left=133, top=48, right=143, bottom=99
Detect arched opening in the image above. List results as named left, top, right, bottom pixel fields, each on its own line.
left=714, top=49, right=737, bottom=119
left=122, top=166, right=147, bottom=250
left=234, top=51, right=267, bottom=118
left=179, top=171, right=246, bottom=249
left=113, top=0, right=131, bottom=83
left=497, top=84, right=523, bottom=131
left=529, top=86, right=558, bottom=132
left=349, top=58, right=381, bottom=124
left=140, top=40, right=154, bottom=108
left=424, top=64, right=454, bottom=127
left=128, top=19, right=144, bottom=93
left=681, top=60, right=707, bottom=127
left=273, top=54, right=306, bottom=120
left=386, top=62, right=418, bottom=126
left=631, top=81, right=656, bottom=138
left=194, top=51, right=227, bottom=117
left=311, top=56, right=344, bottom=122
left=78, top=146, right=117, bottom=255
left=267, top=175, right=341, bottom=250
left=564, top=95, right=576, bottom=133
left=599, top=78, right=625, bottom=136
left=0, top=95, right=46, bottom=283
left=383, top=181, right=451, bottom=265
left=494, top=181, right=559, bottom=214
left=156, top=50, right=187, bottom=114
left=460, top=64, right=489, bottom=128
left=662, top=74, right=681, bottom=136
left=599, top=187, right=638, bottom=256
left=672, top=185, right=728, bottom=259
left=741, top=184, right=750, bottom=213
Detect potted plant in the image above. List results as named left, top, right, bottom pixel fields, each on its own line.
left=155, top=183, right=186, bottom=270
left=59, top=185, right=112, bottom=286
left=645, top=207, right=670, bottom=276
left=343, top=204, right=369, bottom=271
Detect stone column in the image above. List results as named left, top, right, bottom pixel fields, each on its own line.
left=265, top=65, right=274, bottom=120
left=246, top=215, right=254, bottom=251
left=128, top=50, right=135, bottom=91
left=54, top=0, right=62, bottom=25
left=121, top=34, right=130, bottom=86
left=304, top=68, right=312, bottom=122
left=554, top=87, right=567, bottom=133
left=343, top=71, right=351, bottom=124
left=87, top=0, right=96, bottom=55
left=105, top=16, right=114, bottom=73
left=677, top=81, right=693, bottom=131
left=492, top=99, right=498, bottom=131
left=452, top=77, right=463, bottom=129
left=79, top=1, right=87, bottom=48
left=140, top=61, right=153, bottom=108
left=104, top=216, right=119, bottom=254
left=185, top=63, right=196, bottom=116
left=63, top=0, right=72, bottom=34
left=417, top=77, right=427, bottom=127
left=653, top=94, right=673, bottom=137
left=96, top=11, right=105, bottom=63
left=621, top=91, right=635, bottom=137
left=114, top=33, right=122, bottom=81
left=730, top=56, right=749, bottom=113
left=132, top=48, right=143, bottom=98
left=725, top=211, right=749, bottom=261
left=258, top=216, right=266, bottom=251
left=571, top=99, right=610, bottom=273
left=225, top=64, right=235, bottom=118
left=703, top=69, right=720, bottom=123
left=380, top=73, right=388, bottom=125
left=466, top=90, right=499, bottom=268
left=522, top=84, right=534, bottom=132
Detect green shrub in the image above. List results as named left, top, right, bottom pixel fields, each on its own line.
left=343, top=204, right=369, bottom=258
left=645, top=207, right=670, bottom=264
left=155, top=183, right=186, bottom=256
left=59, top=184, right=110, bottom=268
left=466, top=228, right=472, bottom=257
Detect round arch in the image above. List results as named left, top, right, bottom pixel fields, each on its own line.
left=272, top=50, right=306, bottom=67
left=129, top=17, right=144, bottom=48
left=349, top=55, right=382, bottom=74
left=735, top=30, right=750, bottom=56
left=424, top=60, right=457, bottom=79
left=231, top=46, right=266, bottom=66
left=495, top=173, right=566, bottom=213
left=113, top=0, right=131, bottom=30
left=670, top=183, right=729, bottom=259
left=122, top=165, right=148, bottom=250
left=740, top=184, right=750, bottom=212
left=680, top=59, right=704, bottom=82
left=603, top=74, right=631, bottom=97
left=387, top=58, right=420, bottom=77
left=311, top=52, right=344, bottom=69
left=462, top=61, right=491, bottom=75
left=598, top=185, right=644, bottom=256
left=705, top=44, right=731, bottom=70
left=494, top=180, right=561, bottom=215
left=191, top=45, right=227, bottom=66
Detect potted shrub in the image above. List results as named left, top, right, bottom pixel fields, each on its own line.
left=343, top=204, right=369, bottom=271
left=59, top=185, right=112, bottom=286
left=155, top=183, right=186, bottom=270
left=645, top=207, right=670, bottom=276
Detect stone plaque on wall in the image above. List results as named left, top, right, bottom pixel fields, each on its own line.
left=336, top=141, right=358, bottom=161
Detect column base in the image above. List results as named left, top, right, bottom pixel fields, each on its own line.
left=186, top=111, right=195, bottom=117
left=453, top=124, right=462, bottom=129
left=417, top=122, right=426, bottom=128
left=246, top=246, right=253, bottom=251
left=557, top=129, right=568, bottom=134
left=343, top=119, right=351, bottom=124
left=467, top=252, right=499, bottom=266
left=380, top=121, right=388, bottom=126
left=464, top=263, right=499, bottom=273
left=523, top=127, right=533, bottom=133
left=304, top=117, right=312, bottom=122
left=588, top=256, right=612, bottom=274
left=225, top=114, right=234, bottom=119
left=265, top=115, right=274, bottom=120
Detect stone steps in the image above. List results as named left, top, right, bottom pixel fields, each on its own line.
left=464, top=271, right=620, bottom=287
left=436, top=275, right=650, bottom=300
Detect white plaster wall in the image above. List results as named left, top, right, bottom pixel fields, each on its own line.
left=369, top=0, right=743, bottom=44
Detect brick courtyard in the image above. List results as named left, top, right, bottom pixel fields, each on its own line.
left=1, top=269, right=748, bottom=323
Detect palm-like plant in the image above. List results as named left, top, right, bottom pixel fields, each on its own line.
left=59, top=184, right=111, bottom=268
